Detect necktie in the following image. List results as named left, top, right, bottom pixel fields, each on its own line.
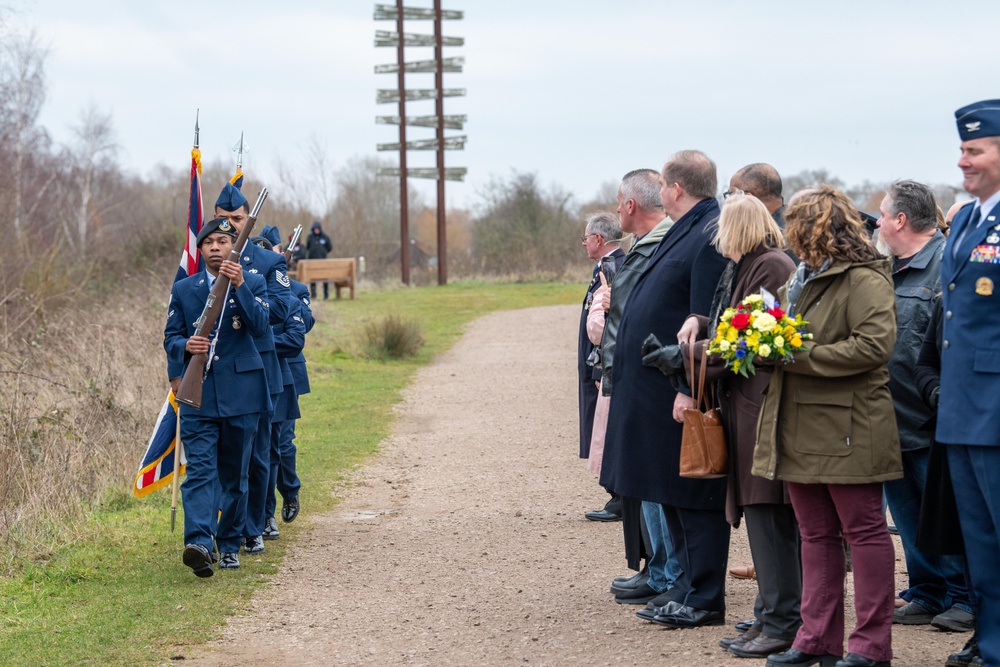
left=952, top=206, right=981, bottom=257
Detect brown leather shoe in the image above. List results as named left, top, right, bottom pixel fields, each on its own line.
left=720, top=626, right=760, bottom=650
left=730, top=634, right=794, bottom=658
left=729, top=564, right=756, bottom=580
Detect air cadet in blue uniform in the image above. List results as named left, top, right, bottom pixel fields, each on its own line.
left=252, top=226, right=311, bottom=539
left=214, top=184, right=291, bottom=555
left=165, top=217, right=271, bottom=577
left=939, top=99, right=1000, bottom=666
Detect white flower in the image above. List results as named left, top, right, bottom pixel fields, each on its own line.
left=719, top=340, right=731, bottom=352
left=774, top=335, right=785, bottom=348
left=753, top=313, right=777, bottom=330
left=758, top=344, right=772, bottom=358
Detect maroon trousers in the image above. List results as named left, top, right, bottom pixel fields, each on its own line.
left=787, top=482, right=895, bottom=662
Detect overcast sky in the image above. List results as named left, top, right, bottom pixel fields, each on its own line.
left=13, top=0, right=1000, bottom=212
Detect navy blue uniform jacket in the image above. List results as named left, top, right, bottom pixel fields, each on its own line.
left=164, top=270, right=271, bottom=418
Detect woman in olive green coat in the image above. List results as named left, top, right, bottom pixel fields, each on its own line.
left=753, top=186, right=901, bottom=667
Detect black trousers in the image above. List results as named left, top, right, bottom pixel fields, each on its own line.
left=744, top=503, right=802, bottom=640
left=663, top=504, right=730, bottom=612
left=621, top=496, right=651, bottom=571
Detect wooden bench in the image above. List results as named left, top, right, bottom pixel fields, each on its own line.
left=294, top=258, right=357, bottom=300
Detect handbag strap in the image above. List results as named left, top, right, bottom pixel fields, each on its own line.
left=686, top=341, right=710, bottom=411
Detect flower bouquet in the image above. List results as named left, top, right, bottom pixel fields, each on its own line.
left=707, top=290, right=812, bottom=377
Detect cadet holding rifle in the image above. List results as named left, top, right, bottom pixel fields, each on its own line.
left=165, top=206, right=271, bottom=577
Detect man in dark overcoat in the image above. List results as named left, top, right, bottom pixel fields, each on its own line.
left=601, top=150, right=730, bottom=627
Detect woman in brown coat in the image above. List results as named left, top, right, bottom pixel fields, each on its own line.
left=753, top=186, right=901, bottom=667
left=671, top=194, right=800, bottom=658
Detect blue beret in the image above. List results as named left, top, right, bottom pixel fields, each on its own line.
left=956, top=99, right=1000, bottom=141
left=261, top=224, right=282, bottom=248
left=216, top=182, right=248, bottom=212
left=197, top=217, right=238, bottom=246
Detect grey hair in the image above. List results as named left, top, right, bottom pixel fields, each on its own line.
left=887, top=179, right=938, bottom=234
left=620, top=169, right=664, bottom=212
left=586, top=210, right=623, bottom=241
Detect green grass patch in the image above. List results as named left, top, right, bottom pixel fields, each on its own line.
left=0, top=280, right=579, bottom=666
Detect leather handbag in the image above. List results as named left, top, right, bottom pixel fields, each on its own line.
left=679, top=342, right=728, bottom=479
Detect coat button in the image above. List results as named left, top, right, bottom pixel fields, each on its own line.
left=949, top=283, right=956, bottom=291
left=946, top=311, right=953, bottom=319
left=213, top=355, right=220, bottom=361
left=943, top=340, right=950, bottom=349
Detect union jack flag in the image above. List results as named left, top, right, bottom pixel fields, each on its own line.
left=134, top=146, right=203, bottom=497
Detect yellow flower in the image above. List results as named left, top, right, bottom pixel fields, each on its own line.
left=753, top=313, right=777, bottom=330
left=719, top=339, right=731, bottom=352
left=758, top=343, right=772, bottom=358
left=774, top=335, right=785, bottom=348
left=726, top=327, right=739, bottom=343
left=791, top=334, right=802, bottom=348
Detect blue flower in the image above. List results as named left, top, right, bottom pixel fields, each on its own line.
left=735, top=349, right=747, bottom=359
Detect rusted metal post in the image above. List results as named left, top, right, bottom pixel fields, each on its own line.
left=396, top=0, right=410, bottom=284
left=434, top=0, right=447, bottom=285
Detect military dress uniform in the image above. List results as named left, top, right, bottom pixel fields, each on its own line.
left=938, top=99, right=1000, bottom=666
left=164, top=234, right=271, bottom=573
left=215, top=185, right=292, bottom=550
left=265, top=279, right=313, bottom=530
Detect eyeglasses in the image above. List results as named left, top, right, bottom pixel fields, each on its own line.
left=580, top=234, right=597, bottom=242
left=723, top=189, right=746, bottom=200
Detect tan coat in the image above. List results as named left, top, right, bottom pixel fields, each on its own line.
left=752, top=258, right=903, bottom=485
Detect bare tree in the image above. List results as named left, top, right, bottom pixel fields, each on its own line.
left=0, top=29, right=48, bottom=241
left=66, top=105, right=117, bottom=254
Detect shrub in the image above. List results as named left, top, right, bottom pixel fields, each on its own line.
left=359, top=314, right=423, bottom=361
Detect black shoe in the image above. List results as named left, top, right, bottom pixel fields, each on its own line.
left=932, top=606, right=975, bottom=632
left=645, top=590, right=674, bottom=608
left=946, top=634, right=982, bottom=667
left=282, top=493, right=300, bottom=523
left=219, top=552, right=240, bottom=570
left=735, top=619, right=755, bottom=633
left=650, top=604, right=724, bottom=629
left=243, top=535, right=265, bottom=555
left=834, top=653, right=890, bottom=667
left=604, top=495, right=623, bottom=516
left=637, top=600, right=681, bottom=621
left=614, top=582, right=660, bottom=604
left=262, top=516, right=280, bottom=541
left=731, top=635, right=795, bottom=658
left=610, top=566, right=649, bottom=594
left=766, top=648, right=840, bottom=667
left=182, top=543, right=214, bottom=578
left=585, top=508, right=622, bottom=522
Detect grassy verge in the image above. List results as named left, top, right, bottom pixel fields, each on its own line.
left=0, top=280, right=579, bottom=667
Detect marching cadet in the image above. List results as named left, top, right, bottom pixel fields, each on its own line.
left=252, top=226, right=310, bottom=540
left=165, top=217, right=271, bottom=577
left=214, top=183, right=291, bottom=556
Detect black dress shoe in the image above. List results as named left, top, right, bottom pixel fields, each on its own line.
left=766, top=648, right=840, bottom=667
left=834, top=653, right=890, bottom=667
left=645, top=590, right=674, bottom=608
left=637, top=600, right=681, bottom=621
left=735, top=619, right=755, bottom=633
left=651, top=604, right=724, bottom=628
left=182, top=543, right=214, bottom=578
left=243, top=535, right=265, bottom=555
left=614, top=582, right=660, bottom=604
left=585, top=508, right=622, bottom=522
left=946, top=634, right=982, bottom=667
left=610, top=567, right=649, bottom=593
left=282, top=493, right=300, bottom=523
left=730, top=634, right=794, bottom=658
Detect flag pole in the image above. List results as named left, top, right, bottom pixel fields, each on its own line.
left=171, top=407, right=182, bottom=532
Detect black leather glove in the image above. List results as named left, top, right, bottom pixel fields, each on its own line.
left=641, top=334, right=684, bottom=376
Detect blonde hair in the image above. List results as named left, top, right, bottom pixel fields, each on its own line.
left=713, top=194, right=784, bottom=258
left=785, top=185, right=879, bottom=266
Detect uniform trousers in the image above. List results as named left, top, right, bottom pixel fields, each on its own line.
left=744, top=503, right=802, bottom=641
left=265, top=418, right=302, bottom=519
left=947, top=444, right=1000, bottom=666
left=662, top=505, right=730, bottom=613
left=245, top=401, right=278, bottom=538
left=787, top=482, right=893, bottom=662
left=180, top=411, right=256, bottom=554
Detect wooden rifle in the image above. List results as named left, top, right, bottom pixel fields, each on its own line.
left=176, top=187, right=269, bottom=409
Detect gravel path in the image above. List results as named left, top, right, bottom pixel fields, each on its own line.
left=186, top=304, right=963, bottom=666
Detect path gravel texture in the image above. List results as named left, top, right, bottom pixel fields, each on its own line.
left=186, top=304, right=964, bottom=666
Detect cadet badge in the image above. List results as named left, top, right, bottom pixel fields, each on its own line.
left=976, top=277, right=994, bottom=296
left=276, top=270, right=290, bottom=288
left=219, top=220, right=233, bottom=233
left=232, top=315, right=242, bottom=329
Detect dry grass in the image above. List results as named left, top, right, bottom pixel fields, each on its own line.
left=359, top=313, right=424, bottom=361
left=0, top=266, right=170, bottom=572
